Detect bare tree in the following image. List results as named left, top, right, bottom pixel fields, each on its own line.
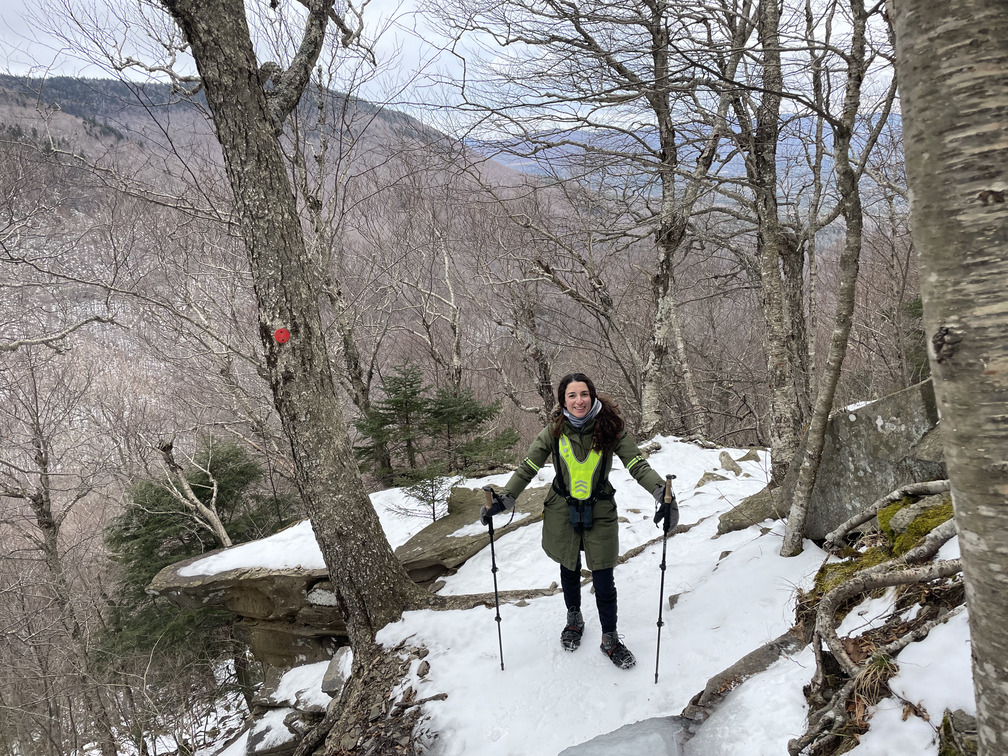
left=0, top=138, right=117, bottom=353
left=891, top=1, right=1008, bottom=753
left=780, top=0, right=898, bottom=555
left=428, top=0, right=777, bottom=437
left=0, top=348, right=119, bottom=756
left=145, top=0, right=425, bottom=652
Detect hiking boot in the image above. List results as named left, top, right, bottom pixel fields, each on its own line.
left=560, top=609, right=585, bottom=652
left=600, top=631, right=636, bottom=669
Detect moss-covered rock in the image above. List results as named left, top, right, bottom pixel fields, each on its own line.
left=877, top=497, right=912, bottom=541
left=797, top=547, right=894, bottom=632
left=894, top=502, right=953, bottom=555
left=815, top=548, right=893, bottom=597
left=939, top=709, right=978, bottom=756
left=716, top=485, right=787, bottom=536
left=876, top=493, right=954, bottom=556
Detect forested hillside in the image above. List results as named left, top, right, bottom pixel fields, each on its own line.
left=1, top=0, right=1004, bottom=750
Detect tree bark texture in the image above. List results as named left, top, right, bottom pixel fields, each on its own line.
left=749, top=0, right=806, bottom=487
left=639, top=39, right=707, bottom=438
left=159, top=0, right=424, bottom=646
left=892, top=1, right=1008, bottom=753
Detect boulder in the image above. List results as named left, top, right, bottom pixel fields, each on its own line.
left=246, top=708, right=301, bottom=756
left=246, top=660, right=334, bottom=756
left=321, top=647, right=354, bottom=696
left=394, top=485, right=546, bottom=584
left=717, top=486, right=787, bottom=536
left=887, top=493, right=949, bottom=534
left=148, top=542, right=344, bottom=668
left=780, top=379, right=946, bottom=540
left=718, top=451, right=743, bottom=476
left=694, top=471, right=728, bottom=488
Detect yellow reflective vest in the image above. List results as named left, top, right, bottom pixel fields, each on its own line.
left=504, top=418, right=664, bottom=571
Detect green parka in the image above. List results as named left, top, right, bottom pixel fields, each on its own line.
left=504, top=418, right=664, bottom=571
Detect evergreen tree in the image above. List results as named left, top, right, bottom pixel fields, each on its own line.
left=99, top=442, right=299, bottom=678
left=355, top=366, right=518, bottom=518
left=426, top=386, right=519, bottom=475
left=354, top=364, right=428, bottom=484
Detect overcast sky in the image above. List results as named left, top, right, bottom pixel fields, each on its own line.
left=1, top=0, right=70, bottom=75
left=0, top=0, right=459, bottom=90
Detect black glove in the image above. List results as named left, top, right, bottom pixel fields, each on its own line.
left=652, top=482, right=679, bottom=533
left=480, top=489, right=516, bottom=526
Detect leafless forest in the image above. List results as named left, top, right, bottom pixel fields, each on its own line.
left=0, top=0, right=937, bottom=751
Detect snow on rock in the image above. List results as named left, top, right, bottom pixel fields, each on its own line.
left=682, top=648, right=816, bottom=755
left=558, top=717, right=689, bottom=755
left=269, top=661, right=331, bottom=712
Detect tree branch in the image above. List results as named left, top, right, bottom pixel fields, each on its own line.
left=824, top=479, right=950, bottom=548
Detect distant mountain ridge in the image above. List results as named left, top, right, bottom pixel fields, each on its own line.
left=0, top=74, right=451, bottom=154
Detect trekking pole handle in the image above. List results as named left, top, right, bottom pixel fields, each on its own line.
left=483, top=487, right=493, bottom=508
left=663, top=474, right=675, bottom=504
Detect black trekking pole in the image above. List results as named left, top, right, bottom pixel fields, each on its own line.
left=654, top=474, right=674, bottom=684
left=483, top=487, right=505, bottom=671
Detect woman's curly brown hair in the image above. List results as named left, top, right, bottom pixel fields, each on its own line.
left=550, top=372, right=625, bottom=452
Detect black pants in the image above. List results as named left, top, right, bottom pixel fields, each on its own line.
left=560, top=557, right=617, bottom=634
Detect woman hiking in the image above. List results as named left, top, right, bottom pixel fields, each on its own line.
left=481, top=372, right=678, bottom=669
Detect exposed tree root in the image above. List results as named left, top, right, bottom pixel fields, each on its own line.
left=789, top=505, right=962, bottom=755
left=824, top=479, right=950, bottom=549
left=816, top=557, right=962, bottom=678
left=295, top=641, right=438, bottom=756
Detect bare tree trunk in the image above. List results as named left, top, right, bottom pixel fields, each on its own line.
left=515, top=298, right=556, bottom=420
left=781, top=0, right=869, bottom=556
left=892, top=1, right=1008, bottom=753
left=159, top=0, right=425, bottom=647
left=639, top=131, right=709, bottom=437
left=158, top=441, right=234, bottom=547
left=17, top=368, right=119, bottom=756
left=748, top=0, right=805, bottom=487
left=637, top=4, right=751, bottom=441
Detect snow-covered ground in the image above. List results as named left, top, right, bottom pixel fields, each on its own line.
left=193, top=437, right=974, bottom=756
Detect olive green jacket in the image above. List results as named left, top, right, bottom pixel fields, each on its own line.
left=504, top=418, right=664, bottom=571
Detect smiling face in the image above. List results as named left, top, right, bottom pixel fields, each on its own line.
left=563, top=381, right=593, bottom=418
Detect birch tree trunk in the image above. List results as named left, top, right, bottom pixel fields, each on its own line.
left=891, top=2, right=1008, bottom=753
left=158, top=0, right=424, bottom=647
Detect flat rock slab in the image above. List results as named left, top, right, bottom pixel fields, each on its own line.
left=395, top=485, right=547, bottom=584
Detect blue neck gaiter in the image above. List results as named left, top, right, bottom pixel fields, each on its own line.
left=563, top=398, right=602, bottom=431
